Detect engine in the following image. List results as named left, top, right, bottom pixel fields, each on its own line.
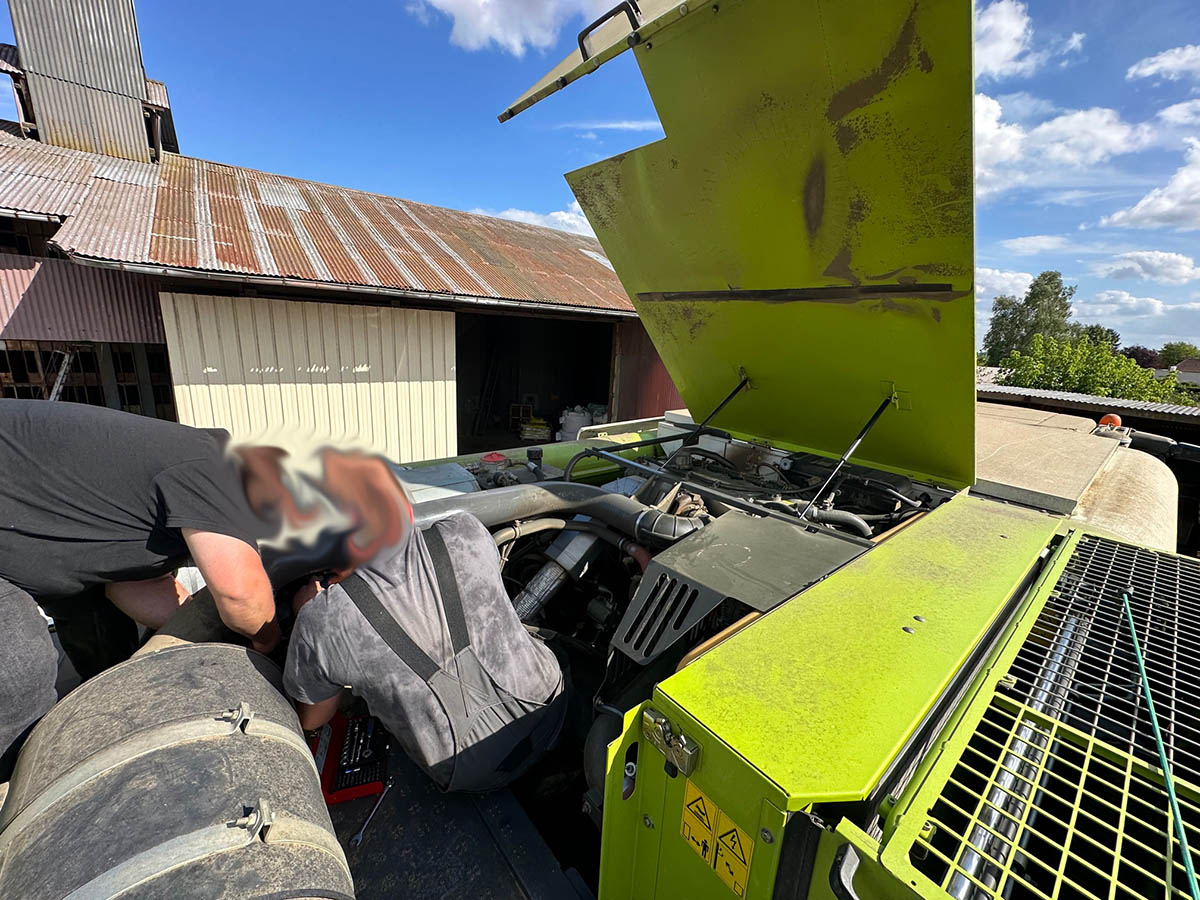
left=402, top=430, right=956, bottom=849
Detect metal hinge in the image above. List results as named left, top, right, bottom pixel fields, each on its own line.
left=642, top=707, right=700, bottom=776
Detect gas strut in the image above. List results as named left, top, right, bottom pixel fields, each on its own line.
left=797, top=393, right=895, bottom=524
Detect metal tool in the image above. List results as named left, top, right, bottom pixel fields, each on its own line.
left=349, top=776, right=394, bottom=848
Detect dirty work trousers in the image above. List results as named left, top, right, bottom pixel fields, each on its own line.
left=39, top=585, right=141, bottom=683
left=0, top=577, right=57, bottom=782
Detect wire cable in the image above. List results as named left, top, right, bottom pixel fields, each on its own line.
left=1122, top=590, right=1200, bottom=900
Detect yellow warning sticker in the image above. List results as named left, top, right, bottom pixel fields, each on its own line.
left=679, top=780, right=755, bottom=895
left=680, top=779, right=716, bottom=863
left=713, top=809, right=755, bottom=897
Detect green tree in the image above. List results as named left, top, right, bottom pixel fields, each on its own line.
left=1160, top=341, right=1200, bottom=368
left=981, top=271, right=1077, bottom=365
left=998, top=334, right=1193, bottom=404
left=1069, top=323, right=1120, bottom=348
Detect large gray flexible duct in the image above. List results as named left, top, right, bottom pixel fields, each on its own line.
left=412, top=482, right=704, bottom=544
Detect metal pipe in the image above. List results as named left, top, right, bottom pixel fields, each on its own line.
left=412, top=481, right=704, bottom=545
left=579, top=448, right=873, bottom=546
left=759, top=499, right=874, bottom=537
left=561, top=424, right=736, bottom=482
left=948, top=616, right=1084, bottom=900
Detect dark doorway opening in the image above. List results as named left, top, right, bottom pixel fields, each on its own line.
left=456, top=312, right=614, bottom=455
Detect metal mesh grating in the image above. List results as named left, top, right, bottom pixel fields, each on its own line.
left=1004, top=536, right=1200, bottom=785
left=904, top=536, right=1200, bottom=899
left=910, top=695, right=1200, bottom=899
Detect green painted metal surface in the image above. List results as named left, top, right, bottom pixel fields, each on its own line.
left=599, top=699, right=790, bottom=899
left=553, top=0, right=975, bottom=487
left=658, top=496, right=1059, bottom=806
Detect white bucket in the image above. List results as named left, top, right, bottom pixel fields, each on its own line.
left=560, top=410, right=592, bottom=441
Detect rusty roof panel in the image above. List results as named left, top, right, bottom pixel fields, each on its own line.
left=0, top=251, right=162, bottom=342
left=0, top=143, right=94, bottom=217
left=256, top=203, right=316, bottom=280
left=296, top=207, right=366, bottom=285
left=0, top=124, right=632, bottom=314
left=53, top=177, right=154, bottom=262
left=24, top=72, right=150, bottom=162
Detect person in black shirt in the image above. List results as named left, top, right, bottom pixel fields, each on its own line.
left=0, top=400, right=280, bottom=775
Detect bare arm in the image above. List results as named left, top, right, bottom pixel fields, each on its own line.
left=296, top=693, right=342, bottom=731
left=107, top=575, right=189, bottom=629
left=182, top=529, right=280, bottom=653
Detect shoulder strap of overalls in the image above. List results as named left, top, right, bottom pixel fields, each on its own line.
left=341, top=573, right=439, bottom=682
left=421, top=525, right=471, bottom=655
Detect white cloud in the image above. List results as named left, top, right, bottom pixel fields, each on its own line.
left=471, top=200, right=595, bottom=236
left=1076, top=289, right=1166, bottom=319
left=975, top=93, right=1155, bottom=198
left=1098, top=250, right=1200, bottom=284
left=1000, top=234, right=1068, bottom=255
left=995, top=91, right=1060, bottom=122
left=976, top=266, right=1034, bottom=300
left=1159, top=99, right=1200, bottom=127
left=975, top=0, right=1042, bottom=80
left=974, top=3, right=1084, bottom=82
left=1126, top=44, right=1200, bottom=82
left=557, top=120, right=663, bottom=132
left=1026, top=108, right=1154, bottom=167
left=1062, top=32, right=1086, bottom=54
left=975, top=94, right=1027, bottom=195
left=1102, top=139, right=1200, bottom=230
left=405, top=0, right=609, bottom=57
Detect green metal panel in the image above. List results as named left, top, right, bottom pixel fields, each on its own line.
left=658, top=495, right=1059, bottom=805
left=599, top=700, right=790, bottom=900
left=557, top=0, right=975, bottom=487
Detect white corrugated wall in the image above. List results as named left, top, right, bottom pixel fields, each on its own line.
left=159, top=293, right=456, bottom=462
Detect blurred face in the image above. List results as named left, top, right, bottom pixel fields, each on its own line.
left=238, top=444, right=414, bottom=584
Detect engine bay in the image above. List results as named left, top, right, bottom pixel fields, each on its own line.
left=401, top=426, right=958, bottom=885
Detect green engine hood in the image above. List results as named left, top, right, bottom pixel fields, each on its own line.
left=503, top=0, right=976, bottom=488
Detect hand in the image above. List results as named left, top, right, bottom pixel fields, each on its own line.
left=251, top=618, right=282, bottom=655
left=292, top=578, right=323, bottom=614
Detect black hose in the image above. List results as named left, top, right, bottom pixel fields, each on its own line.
left=757, top=499, right=873, bottom=538
left=672, top=447, right=737, bottom=470
left=413, top=482, right=703, bottom=545
left=491, top=517, right=634, bottom=554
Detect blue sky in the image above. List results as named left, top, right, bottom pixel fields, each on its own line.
left=0, top=0, right=1197, bottom=350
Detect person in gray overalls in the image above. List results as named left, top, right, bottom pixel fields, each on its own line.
left=284, top=511, right=566, bottom=792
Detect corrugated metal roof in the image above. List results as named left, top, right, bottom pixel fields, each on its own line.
left=0, top=137, right=95, bottom=217
left=977, top=382, right=1200, bottom=419
left=9, top=0, right=147, bottom=99
left=24, top=72, right=150, bottom=162
left=0, top=44, right=21, bottom=76
left=0, top=251, right=163, bottom=342
left=0, top=124, right=633, bottom=315
left=145, top=79, right=169, bottom=109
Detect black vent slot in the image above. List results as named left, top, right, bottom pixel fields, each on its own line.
left=612, top=561, right=727, bottom=665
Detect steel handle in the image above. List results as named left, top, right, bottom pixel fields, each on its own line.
left=577, top=0, right=641, bottom=61
left=829, top=844, right=862, bottom=900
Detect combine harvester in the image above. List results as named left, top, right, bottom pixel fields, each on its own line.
left=1, top=1, right=1195, bottom=898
